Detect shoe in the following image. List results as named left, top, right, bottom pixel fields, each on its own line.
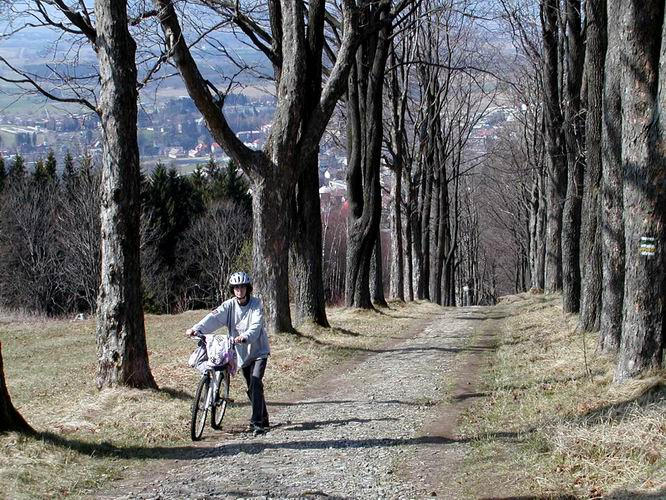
left=251, top=424, right=267, bottom=436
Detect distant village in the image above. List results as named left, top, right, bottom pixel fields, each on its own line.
left=0, top=94, right=516, bottom=215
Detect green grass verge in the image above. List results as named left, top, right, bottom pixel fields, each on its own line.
left=457, top=292, right=666, bottom=499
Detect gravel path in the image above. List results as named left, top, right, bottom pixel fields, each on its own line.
left=106, top=307, right=493, bottom=499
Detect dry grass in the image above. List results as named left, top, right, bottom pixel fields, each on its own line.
left=459, top=292, right=666, bottom=499
left=0, top=300, right=441, bottom=499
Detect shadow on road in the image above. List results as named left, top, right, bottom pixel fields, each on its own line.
left=158, top=387, right=193, bottom=401
left=282, top=416, right=397, bottom=431
left=268, top=398, right=438, bottom=408
left=34, top=425, right=531, bottom=462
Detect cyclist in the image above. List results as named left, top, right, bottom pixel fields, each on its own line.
left=186, top=271, right=270, bottom=436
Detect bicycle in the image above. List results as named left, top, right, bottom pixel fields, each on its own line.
left=189, top=332, right=235, bottom=441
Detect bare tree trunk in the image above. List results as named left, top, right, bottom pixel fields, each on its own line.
left=289, top=0, right=329, bottom=328
left=529, top=174, right=543, bottom=289
left=561, top=0, right=585, bottom=312
left=387, top=43, right=408, bottom=302
left=253, top=174, right=293, bottom=332
left=290, top=151, right=329, bottom=327
left=345, top=59, right=373, bottom=309
left=542, top=0, right=567, bottom=292
left=433, top=162, right=450, bottom=306
left=599, top=0, right=624, bottom=353
left=371, top=236, right=388, bottom=307
left=615, top=0, right=664, bottom=381
left=95, top=0, right=156, bottom=389
left=429, top=165, right=441, bottom=302
left=404, top=192, right=415, bottom=301
left=389, top=166, right=404, bottom=300
left=442, top=164, right=460, bottom=307
left=345, top=1, right=390, bottom=308
left=536, top=170, right=547, bottom=288
left=418, top=167, right=433, bottom=299
left=579, top=0, right=607, bottom=331
left=411, top=169, right=424, bottom=299
left=0, top=342, right=33, bottom=434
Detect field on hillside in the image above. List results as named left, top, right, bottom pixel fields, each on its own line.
left=0, top=301, right=442, bottom=499
left=458, top=292, right=666, bottom=499
left=2, top=294, right=664, bottom=499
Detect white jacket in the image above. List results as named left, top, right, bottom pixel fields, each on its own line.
left=191, top=296, right=270, bottom=368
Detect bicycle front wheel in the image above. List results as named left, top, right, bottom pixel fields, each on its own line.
left=191, top=375, right=210, bottom=441
left=211, top=369, right=230, bottom=429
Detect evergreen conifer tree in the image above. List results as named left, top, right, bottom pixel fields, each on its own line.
left=204, top=157, right=226, bottom=201
left=190, top=165, right=207, bottom=198
left=9, top=154, right=25, bottom=181
left=45, top=150, right=57, bottom=181
left=62, top=151, right=76, bottom=191
left=142, top=163, right=204, bottom=311
left=79, top=153, right=93, bottom=180
left=204, top=157, right=219, bottom=178
left=33, top=159, right=47, bottom=184
left=223, top=160, right=251, bottom=213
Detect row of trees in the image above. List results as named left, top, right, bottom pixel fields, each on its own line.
left=492, top=0, right=664, bottom=382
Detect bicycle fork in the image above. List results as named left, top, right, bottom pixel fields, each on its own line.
left=205, top=371, right=219, bottom=410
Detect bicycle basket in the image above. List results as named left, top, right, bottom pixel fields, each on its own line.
left=188, top=339, right=208, bottom=373
left=207, top=335, right=233, bottom=366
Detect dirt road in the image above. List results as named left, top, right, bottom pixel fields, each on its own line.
left=101, top=305, right=505, bottom=499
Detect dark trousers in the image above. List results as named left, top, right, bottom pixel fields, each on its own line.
left=242, top=357, right=269, bottom=427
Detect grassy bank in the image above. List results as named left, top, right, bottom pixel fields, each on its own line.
left=459, top=293, right=665, bottom=499
left=0, top=301, right=442, bottom=499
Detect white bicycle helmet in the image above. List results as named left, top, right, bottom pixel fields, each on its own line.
left=229, top=271, right=252, bottom=286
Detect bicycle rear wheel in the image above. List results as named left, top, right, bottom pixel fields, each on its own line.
left=211, top=369, right=230, bottom=429
left=191, top=375, right=210, bottom=441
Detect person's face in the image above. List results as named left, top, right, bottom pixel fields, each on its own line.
left=233, top=285, right=247, bottom=300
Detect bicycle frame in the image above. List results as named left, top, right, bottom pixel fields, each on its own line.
left=203, top=368, right=223, bottom=410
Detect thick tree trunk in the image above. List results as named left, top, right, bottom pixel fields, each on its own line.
left=345, top=58, right=373, bottom=309
left=599, top=0, right=624, bottom=353
left=95, top=0, right=156, bottom=389
left=0, top=343, right=33, bottom=434
left=561, top=0, right=585, bottom=312
left=289, top=0, right=329, bottom=327
left=542, top=0, right=567, bottom=292
left=345, top=1, right=390, bottom=308
left=290, top=152, right=329, bottom=327
left=615, top=1, right=664, bottom=382
left=388, top=45, right=406, bottom=303
left=371, top=236, right=388, bottom=307
left=579, top=0, right=607, bottom=331
left=253, top=175, right=293, bottom=332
